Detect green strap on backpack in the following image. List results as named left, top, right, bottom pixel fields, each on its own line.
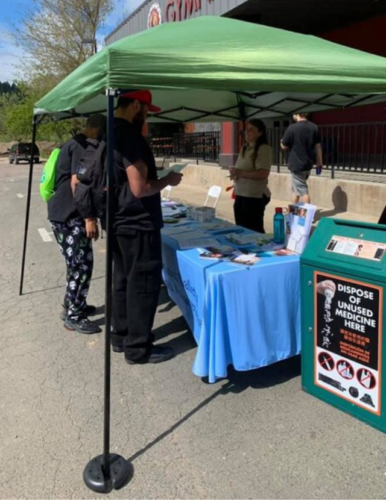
left=39, top=148, right=61, bottom=202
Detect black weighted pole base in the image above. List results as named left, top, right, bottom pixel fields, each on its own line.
left=83, top=454, right=133, bottom=494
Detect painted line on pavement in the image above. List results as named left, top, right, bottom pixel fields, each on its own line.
left=38, top=228, right=54, bottom=242
left=16, top=192, right=40, bottom=198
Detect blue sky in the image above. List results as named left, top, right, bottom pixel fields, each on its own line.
left=0, top=0, right=144, bottom=82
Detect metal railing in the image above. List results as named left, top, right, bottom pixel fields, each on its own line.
left=150, top=123, right=386, bottom=177
left=150, top=131, right=221, bottom=163
left=269, top=122, right=386, bottom=177
left=150, top=136, right=174, bottom=158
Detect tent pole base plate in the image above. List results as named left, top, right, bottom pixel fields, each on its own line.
left=83, top=454, right=133, bottom=493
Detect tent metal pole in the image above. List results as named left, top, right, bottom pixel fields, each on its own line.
left=83, top=90, right=132, bottom=494
left=103, top=91, right=115, bottom=473
left=19, top=120, right=38, bottom=296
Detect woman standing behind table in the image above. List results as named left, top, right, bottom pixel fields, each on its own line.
left=230, top=119, right=272, bottom=233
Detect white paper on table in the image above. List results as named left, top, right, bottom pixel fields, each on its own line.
left=157, top=163, right=188, bottom=179
left=178, top=237, right=220, bottom=250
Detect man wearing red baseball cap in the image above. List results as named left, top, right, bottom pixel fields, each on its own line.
left=111, top=90, right=183, bottom=365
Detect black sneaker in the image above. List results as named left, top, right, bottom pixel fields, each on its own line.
left=125, top=345, right=175, bottom=365
left=60, top=305, right=97, bottom=321
left=112, top=344, right=124, bottom=353
left=64, top=317, right=101, bottom=334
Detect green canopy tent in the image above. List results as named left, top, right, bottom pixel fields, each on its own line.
left=22, top=16, right=386, bottom=492
left=34, top=16, right=386, bottom=122
left=24, top=14, right=386, bottom=296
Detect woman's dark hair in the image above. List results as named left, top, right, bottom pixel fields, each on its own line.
left=242, top=119, right=269, bottom=165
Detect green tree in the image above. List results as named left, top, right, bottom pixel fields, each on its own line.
left=5, top=81, right=83, bottom=142
left=5, top=0, right=114, bottom=141
left=13, top=0, right=114, bottom=81
left=0, top=92, right=20, bottom=139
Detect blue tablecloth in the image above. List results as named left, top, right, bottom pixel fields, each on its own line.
left=162, top=223, right=301, bottom=382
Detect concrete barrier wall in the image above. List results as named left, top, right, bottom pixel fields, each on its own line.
left=180, top=163, right=386, bottom=218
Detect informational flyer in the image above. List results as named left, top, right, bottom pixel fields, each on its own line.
left=158, top=163, right=188, bottom=179
left=326, top=235, right=386, bottom=262
left=286, top=203, right=316, bottom=254
left=314, top=272, right=383, bottom=415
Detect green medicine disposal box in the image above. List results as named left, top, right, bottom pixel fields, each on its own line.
left=301, top=218, right=386, bottom=432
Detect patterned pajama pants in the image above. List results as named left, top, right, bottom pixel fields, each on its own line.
left=50, top=217, right=93, bottom=320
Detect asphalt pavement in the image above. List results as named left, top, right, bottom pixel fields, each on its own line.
left=0, top=158, right=385, bottom=499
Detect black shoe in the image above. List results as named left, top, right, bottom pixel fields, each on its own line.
left=60, top=305, right=97, bottom=321
left=125, top=345, right=175, bottom=365
left=64, top=317, right=101, bottom=334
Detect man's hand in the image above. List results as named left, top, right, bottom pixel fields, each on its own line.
left=85, top=219, right=99, bottom=241
left=166, top=171, right=183, bottom=187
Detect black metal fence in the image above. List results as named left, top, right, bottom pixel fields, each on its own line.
left=269, top=122, right=386, bottom=176
left=150, top=136, right=174, bottom=158
left=150, top=131, right=221, bottom=162
left=151, top=123, right=386, bottom=175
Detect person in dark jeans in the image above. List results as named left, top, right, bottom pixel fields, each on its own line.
left=229, top=119, right=272, bottom=233
left=111, top=90, right=182, bottom=364
left=48, top=114, right=106, bottom=334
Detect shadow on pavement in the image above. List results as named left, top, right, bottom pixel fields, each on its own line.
left=153, top=315, right=189, bottom=341
left=217, top=355, right=301, bottom=391
left=126, top=355, right=300, bottom=464
left=21, top=275, right=105, bottom=296
left=156, top=330, right=196, bottom=357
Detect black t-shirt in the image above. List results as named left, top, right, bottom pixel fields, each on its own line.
left=113, top=118, right=162, bottom=234
left=282, top=121, right=321, bottom=172
left=47, top=134, right=88, bottom=222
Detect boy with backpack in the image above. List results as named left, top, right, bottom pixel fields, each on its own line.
left=47, top=114, right=106, bottom=334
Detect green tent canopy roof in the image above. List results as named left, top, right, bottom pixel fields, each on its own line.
left=34, top=16, right=386, bottom=122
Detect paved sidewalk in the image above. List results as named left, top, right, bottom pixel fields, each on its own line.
left=1, top=161, right=386, bottom=499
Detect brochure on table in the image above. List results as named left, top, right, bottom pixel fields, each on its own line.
left=161, top=201, right=315, bottom=264
left=285, top=203, right=317, bottom=254
left=161, top=200, right=189, bottom=221
left=163, top=217, right=289, bottom=265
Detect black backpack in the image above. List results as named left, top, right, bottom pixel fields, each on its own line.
left=74, top=138, right=107, bottom=222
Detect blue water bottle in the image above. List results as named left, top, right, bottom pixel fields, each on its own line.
left=273, top=207, right=285, bottom=244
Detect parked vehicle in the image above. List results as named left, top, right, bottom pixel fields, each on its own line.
left=8, top=143, right=40, bottom=164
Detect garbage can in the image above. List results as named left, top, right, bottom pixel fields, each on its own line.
left=301, top=218, right=386, bottom=431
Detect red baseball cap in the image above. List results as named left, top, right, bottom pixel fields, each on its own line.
left=120, top=89, right=161, bottom=113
